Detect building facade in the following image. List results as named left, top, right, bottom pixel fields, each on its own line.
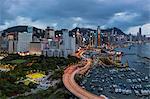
left=29, top=42, right=42, bottom=56
left=17, top=32, right=32, bottom=52
left=1, top=25, right=45, bottom=53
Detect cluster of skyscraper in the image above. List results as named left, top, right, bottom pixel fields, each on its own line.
left=0, top=26, right=76, bottom=57
left=129, top=27, right=148, bottom=43
left=0, top=25, right=147, bottom=57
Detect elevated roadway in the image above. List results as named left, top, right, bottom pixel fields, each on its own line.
left=63, top=49, right=107, bottom=99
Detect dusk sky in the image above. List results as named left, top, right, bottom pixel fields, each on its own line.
left=0, top=0, right=150, bottom=35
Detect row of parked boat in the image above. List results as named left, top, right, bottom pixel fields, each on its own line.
left=80, top=66, right=150, bottom=98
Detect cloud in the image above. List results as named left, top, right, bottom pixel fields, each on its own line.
left=0, top=16, right=57, bottom=30
left=72, top=23, right=78, bottom=28
left=0, top=0, right=149, bottom=32
left=113, top=12, right=139, bottom=22
left=72, top=17, right=83, bottom=22
left=102, top=12, right=141, bottom=29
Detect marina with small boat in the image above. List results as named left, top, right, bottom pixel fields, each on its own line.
left=79, top=43, right=150, bottom=99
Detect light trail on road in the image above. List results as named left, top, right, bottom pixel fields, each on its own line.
left=63, top=49, right=107, bottom=99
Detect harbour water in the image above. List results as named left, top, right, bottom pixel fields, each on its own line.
left=80, top=43, right=150, bottom=99
left=115, top=43, right=150, bottom=76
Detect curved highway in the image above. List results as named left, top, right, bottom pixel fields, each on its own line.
left=63, top=49, right=107, bottom=99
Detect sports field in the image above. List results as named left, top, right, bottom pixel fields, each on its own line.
left=26, top=73, right=46, bottom=79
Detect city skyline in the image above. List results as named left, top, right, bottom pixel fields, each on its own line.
left=0, top=0, right=150, bottom=99
left=0, top=0, right=150, bottom=36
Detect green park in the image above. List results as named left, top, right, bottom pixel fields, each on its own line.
left=0, top=54, right=80, bottom=98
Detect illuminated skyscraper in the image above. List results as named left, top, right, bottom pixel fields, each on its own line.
left=98, top=26, right=101, bottom=47
left=89, top=31, right=94, bottom=48
left=95, top=26, right=101, bottom=48
left=76, top=29, right=83, bottom=47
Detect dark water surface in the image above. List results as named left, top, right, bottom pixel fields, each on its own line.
left=115, top=43, right=150, bottom=75
left=81, top=43, right=150, bottom=99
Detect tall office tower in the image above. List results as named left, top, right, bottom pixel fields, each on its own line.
left=95, top=26, right=101, bottom=48
left=8, top=40, right=14, bottom=53
left=63, top=29, right=71, bottom=50
left=97, top=26, right=101, bottom=47
left=62, top=29, right=71, bottom=57
left=7, top=33, right=17, bottom=53
left=137, top=27, right=142, bottom=42
left=129, top=33, right=132, bottom=42
left=107, top=32, right=111, bottom=45
left=45, top=27, right=55, bottom=39
left=139, top=27, right=142, bottom=41
left=95, top=29, right=98, bottom=48
left=139, top=27, right=142, bottom=35
left=17, top=32, right=32, bottom=52
left=89, top=31, right=94, bottom=48
left=70, top=34, right=76, bottom=53
left=112, top=28, right=116, bottom=42
left=76, top=29, right=83, bottom=47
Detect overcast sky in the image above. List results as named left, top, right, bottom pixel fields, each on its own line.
left=0, top=0, right=150, bottom=35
